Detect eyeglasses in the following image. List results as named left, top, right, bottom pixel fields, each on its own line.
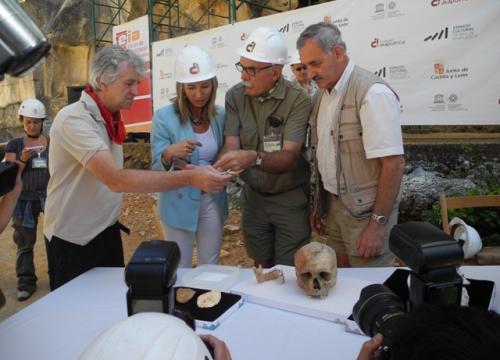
left=292, top=65, right=307, bottom=72
left=235, top=62, right=273, bottom=76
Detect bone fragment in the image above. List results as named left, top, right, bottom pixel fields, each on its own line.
left=253, top=265, right=285, bottom=284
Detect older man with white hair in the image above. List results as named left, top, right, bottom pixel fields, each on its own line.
left=44, top=45, right=230, bottom=290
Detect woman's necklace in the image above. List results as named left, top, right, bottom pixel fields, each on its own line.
left=190, top=110, right=208, bottom=126
left=190, top=117, right=205, bottom=126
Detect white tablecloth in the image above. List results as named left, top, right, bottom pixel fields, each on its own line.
left=0, top=266, right=498, bottom=360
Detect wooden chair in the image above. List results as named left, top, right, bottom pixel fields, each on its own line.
left=440, top=194, right=500, bottom=265
left=439, top=194, right=500, bottom=234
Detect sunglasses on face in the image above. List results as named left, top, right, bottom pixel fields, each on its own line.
left=235, top=62, right=273, bottom=76
left=292, top=65, right=307, bottom=72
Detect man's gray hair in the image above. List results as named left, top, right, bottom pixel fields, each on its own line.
left=89, top=45, right=147, bottom=90
left=296, top=22, right=347, bottom=53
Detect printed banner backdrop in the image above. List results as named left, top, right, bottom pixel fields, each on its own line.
left=152, top=0, right=500, bottom=125
left=113, top=15, right=153, bottom=132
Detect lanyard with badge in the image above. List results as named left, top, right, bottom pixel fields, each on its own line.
left=28, top=145, right=48, bottom=168
left=263, top=115, right=283, bottom=153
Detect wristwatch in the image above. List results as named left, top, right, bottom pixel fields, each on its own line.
left=371, top=213, right=387, bottom=225
left=255, top=151, right=263, bottom=166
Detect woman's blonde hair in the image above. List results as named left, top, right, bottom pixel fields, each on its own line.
left=174, top=77, right=218, bottom=123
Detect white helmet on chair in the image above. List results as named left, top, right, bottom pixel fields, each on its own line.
left=79, top=313, right=213, bottom=360
left=175, top=45, right=216, bottom=84
left=449, top=217, right=482, bottom=259
left=18, top=98, right=46, bottom=119
left=239, top=27, right=288, bottom=65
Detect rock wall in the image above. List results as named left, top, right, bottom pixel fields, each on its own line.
left=1, top=140, right=497, bottom=216
left=400, top=143, right=499, bottom=221
left=0, top=0, right=94, bottom=130
left=122, top=142, right=500, bottom=221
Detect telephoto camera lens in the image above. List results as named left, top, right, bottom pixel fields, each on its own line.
left=353, top=284, right=406, bottom=349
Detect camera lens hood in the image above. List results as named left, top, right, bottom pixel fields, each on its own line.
left=353, top=284, right=405, bottom=337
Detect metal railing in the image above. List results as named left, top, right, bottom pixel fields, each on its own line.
left=92, top=0, right=327, bottom=50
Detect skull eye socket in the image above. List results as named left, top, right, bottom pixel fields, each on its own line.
left=301, top=272, right=312, bottom=281
left=320, top=272, right=331, bottom=281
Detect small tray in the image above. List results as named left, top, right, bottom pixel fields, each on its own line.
left=174, top=287, right=243, bottom=329
left=181, top=264, right=240, bottom=291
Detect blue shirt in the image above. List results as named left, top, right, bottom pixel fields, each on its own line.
left=151, top=104, right=228, bottom=232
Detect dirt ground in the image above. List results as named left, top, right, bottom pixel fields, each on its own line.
left=0, top=193, right=252, bottom=321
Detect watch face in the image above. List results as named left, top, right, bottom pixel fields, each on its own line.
left=372, top=214, right=387, bottom=225
left=377, top=216, right=387, bottom=225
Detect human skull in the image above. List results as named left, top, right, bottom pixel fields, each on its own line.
left=294, top=242, right=337, bottom=298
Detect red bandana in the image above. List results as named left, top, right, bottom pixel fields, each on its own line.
left=84, top=86, right=126, bottom=145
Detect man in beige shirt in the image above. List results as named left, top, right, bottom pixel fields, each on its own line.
left=297, top=23, right=405, bottom=267
left=44, top=45, right=230, bottom=290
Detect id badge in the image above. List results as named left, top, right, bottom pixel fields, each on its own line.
left=263, top=134, right=282, bottom=153
left=32, top=156, right=48, bottom=168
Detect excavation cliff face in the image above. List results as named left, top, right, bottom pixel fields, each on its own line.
left=0, top=0, right=297, bottom=133
left=0, top=0, right=93, bottom=130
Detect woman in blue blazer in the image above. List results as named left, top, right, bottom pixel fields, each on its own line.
left=151, top=45, right=228, bottom=267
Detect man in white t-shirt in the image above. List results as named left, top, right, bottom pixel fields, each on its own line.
left=297, top=23, right=405, bottom=267
left=44, top=45, right=230, bottom=290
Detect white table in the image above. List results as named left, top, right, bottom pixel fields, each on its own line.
left=0, top=266, right=498, bottom=360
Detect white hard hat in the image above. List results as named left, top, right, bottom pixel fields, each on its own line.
left=449, top=217, right=482, bottom=259
left=18, top=98, right=46, bottom=119
left=175, top=45, right=216, bottom=83
left=239, top=27, right=288, bottom=64
left=79, top=313, right=212, bottom=360
left=288, top=49, right=302, bottom=65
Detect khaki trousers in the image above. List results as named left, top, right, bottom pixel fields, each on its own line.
left=242, top=185, right=310, bottom=266
left=325, top=193, right=397, bottom=267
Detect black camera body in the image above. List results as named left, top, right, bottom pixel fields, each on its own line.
left=390, top=221, right=464, bottom=310
left=0, top=162, right=19, bottom=197
left=353, top=222, right=465, bottom=359
left=125, top=240, right=180, bottom=316
left=124, top=240, right=216, bottom=357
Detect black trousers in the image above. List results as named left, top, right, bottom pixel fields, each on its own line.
left=44, top=222, right=124, bottom=291
left=13, top=200, right=42, bottom=292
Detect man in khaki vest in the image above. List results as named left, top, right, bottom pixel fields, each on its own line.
left=297, top=23, right=405, bottom=267
left=215, top=27, right=312, bottom=267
